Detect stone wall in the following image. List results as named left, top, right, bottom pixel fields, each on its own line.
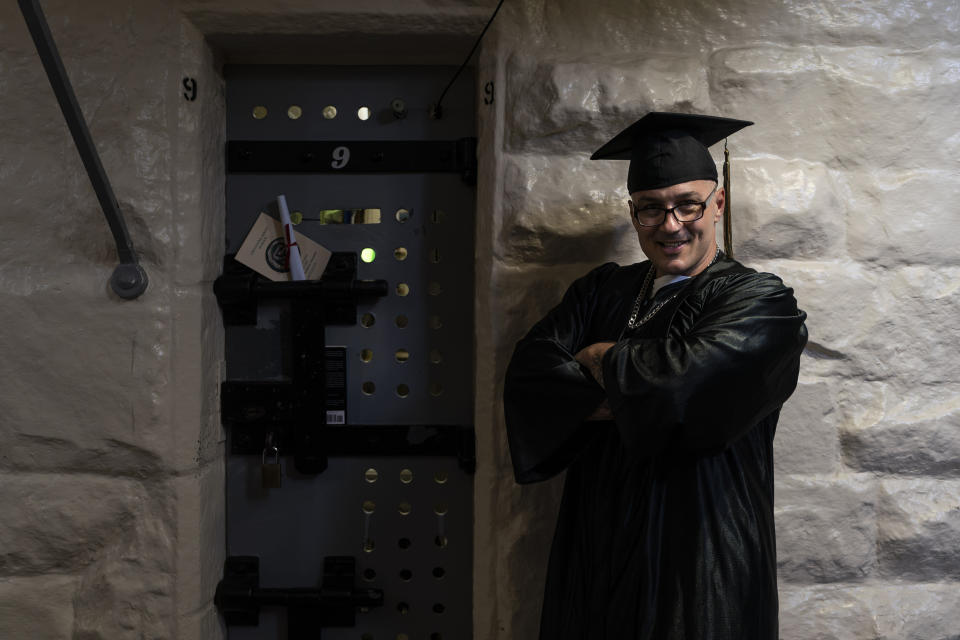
left=0, top=1, right=225, bottom=637
left=1, top=0, right=958, bottom=638
left=479, top=1, right=960, bottom=638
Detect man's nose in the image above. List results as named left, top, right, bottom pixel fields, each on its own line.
left=659, top=209, right=684, bottom=231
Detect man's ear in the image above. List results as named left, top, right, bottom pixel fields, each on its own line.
left=713, top=187, right=725, bottom=223
left=629, top=200, right=642, bottom=233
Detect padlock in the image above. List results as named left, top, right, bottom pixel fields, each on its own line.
left=262, top=444, right=282, bottom=489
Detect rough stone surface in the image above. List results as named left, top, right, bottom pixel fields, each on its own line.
left=780, top=583, right=960, bottom=640
left=0, top=473, right=177, bottom=639
left=775, top=474, right=878, bottom=583
left=774, top=380, right=841, bottom=475
left=877, top=478, right=960, bottom=581
left=733, top=158, right=847, bottom=262
left=0, top=285, right=173, bottom=476
left=846, top=168, right=960, bottom=267
left=753, top=261, right=960, bottom=385
left=504, top=0, right=960, bottom=53
left=494, top=261, right=603, bottom=350
left=711, top=44, right=960, bottom=174
left=0, top=575, right=77, bottom=640
left=841, top=382, right=960, bottom=476
left=779, top=584, right=879, bottom=640
left=506, top=54, right=712, bottom=154
left=500, top=153, right=640, bottom=267
left=0, top=473, right=151, bottom=575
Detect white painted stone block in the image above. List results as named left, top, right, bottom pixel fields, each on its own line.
left=711, top=45, right=960, bottom=175
left=780, top=582, right=960, bottom=640
left=0, top=472, right=171, bottom=572
left=505, top=54, right=711, bottom=154
left=871, top=582, right=960, bottom=640
left=753, top=260, right=877, bottom=376
left=775, top=474, right=878, bottom=583
left=493, top=261, right=591, bottom=349
left=846, top=168, right=960, bottom=266
left=500, top=153, right=641, bottom=266
left=733, top=158, right=846, bottom=261
left=855, top=266, right=960, bottom=385
left=0, top=285, right=173, bottom=475
left=0, top=575, right=77, bottom=640
left=841, top=382, right=960, bottom=476
left=757, top=261, right=960, bottom=386
left=779, top=584, right=878, bottom=640
left=0, top=472, right=176, bottom=637
left=503, top=0, right=960, bottom=55
left=774, top=380, right=841, bottom=474
left=877, top=478, right=960, bottom=581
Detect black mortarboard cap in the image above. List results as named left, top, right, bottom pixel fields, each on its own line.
left=591, top=112, right=753, bottom=192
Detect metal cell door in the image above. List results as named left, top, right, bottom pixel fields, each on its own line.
left=216, top=65, right=476, bottom=640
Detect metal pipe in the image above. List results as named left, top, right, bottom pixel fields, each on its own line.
left=17, top=0, right=148, bottom=299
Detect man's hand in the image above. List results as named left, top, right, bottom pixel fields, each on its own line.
left=575, top=342, right=616, bottom=389
left=585, top=399, right=613, bottom=421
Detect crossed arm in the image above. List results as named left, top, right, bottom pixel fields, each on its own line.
left=574, top=341, right=616, bottom=419
left=505, top=263, right=807, bottom=481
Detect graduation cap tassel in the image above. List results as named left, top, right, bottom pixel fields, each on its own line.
left=722, top=139, right=734, bottom=259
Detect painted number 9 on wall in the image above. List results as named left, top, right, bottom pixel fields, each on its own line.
left=331, top=146, right=350, bottom=169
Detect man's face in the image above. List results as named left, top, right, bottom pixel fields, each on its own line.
left=629, top=179, right=724, bottom=278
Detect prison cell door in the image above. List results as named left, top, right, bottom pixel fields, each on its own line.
left=215, top=65, right=476, bottom=640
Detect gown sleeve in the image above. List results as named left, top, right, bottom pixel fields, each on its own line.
left=503, top=263, right=618, bottom=483
left=602, top=271, right=808, bottom=456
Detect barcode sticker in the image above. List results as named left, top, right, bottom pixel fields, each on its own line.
left=326, top=410, right=346, bottom=424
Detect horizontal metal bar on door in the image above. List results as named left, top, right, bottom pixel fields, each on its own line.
left=227, top=139, right=477, bottom=174
left=229, top=423, right=476, bottom=470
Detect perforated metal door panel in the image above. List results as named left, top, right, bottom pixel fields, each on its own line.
left=223, top=65, right=475, bottom=640
left=226, top=456, right=471, bottom=640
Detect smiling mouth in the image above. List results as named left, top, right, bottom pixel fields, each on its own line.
left=659, top=240, right=688, bottom=248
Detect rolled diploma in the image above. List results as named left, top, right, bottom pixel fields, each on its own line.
left=276, top=194, right=306, bottom=281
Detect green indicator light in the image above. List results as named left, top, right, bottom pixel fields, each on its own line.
left=361, top=248, right=376, bottom=263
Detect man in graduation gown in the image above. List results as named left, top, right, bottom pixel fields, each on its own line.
left=503, top=113, right=808, bottom=639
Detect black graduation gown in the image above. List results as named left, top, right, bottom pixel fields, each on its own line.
left=503, top=256, right=808, bottom=640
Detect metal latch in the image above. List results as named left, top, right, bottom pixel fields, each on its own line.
left=215, top=555, right=383, bottom=638
left=215, top=252, right=389, bottom=474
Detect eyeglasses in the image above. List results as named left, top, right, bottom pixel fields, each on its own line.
left=629, top=184, right=718, bottom=227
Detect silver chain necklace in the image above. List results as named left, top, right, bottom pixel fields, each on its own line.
left=626, top=246, right=721, bottom=330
